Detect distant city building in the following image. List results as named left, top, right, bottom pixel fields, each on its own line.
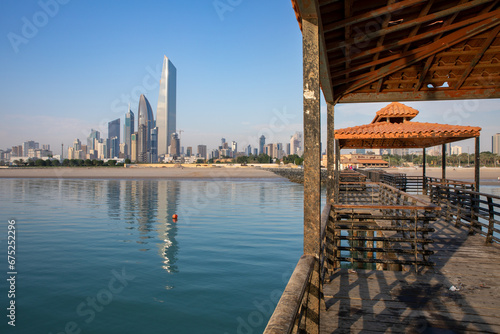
left=109, top=137, right=119, bottom=159
left=156, top=56, right=177, bottom=158
left=259, top=135, right=266, bottom=155
left=42, top=144, right=50, bottom=151
left=11, top=145, right=22, bottom=157
left=290, top=132, right=303, bottom=156
left=451, top=145, right=463, bottom=155
left=23, top=141, right=39, bottom=157
left=197, top=145, right=207, bottom=160
left=150, top=127, right=158, bottom=162
left=131, top=132, right=138, bottom=162
left=124, top=107, right=134, bottom=159
left=186, top=146, right=193, bottom=157
left=253, top=148, right=258, bottom=156
left=108, top=118, right=120, bottom=158
left=137, top=94, right=155, bottom=163
left=170, top=133, right=180, bottom=159
left=231, top=141, right=237, bottom=154
left=87, top=129, right=100, bottom=151
left=286, top=143, right=291, bottom=156
left=493, top=133, right=500, bottom=155
left=246, top=145, right=252, bottom=156
left=73, top=138, right=81, bottom=151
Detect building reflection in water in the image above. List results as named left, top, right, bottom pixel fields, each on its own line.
left=106, top=180, right=180, bottom=273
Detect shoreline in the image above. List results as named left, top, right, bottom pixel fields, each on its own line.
left=1, top=166, right=499, bottom=186
left=0, top=166, right=285, bottom=180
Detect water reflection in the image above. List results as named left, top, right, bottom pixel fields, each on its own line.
left=6, top=178, right=181, bottom=275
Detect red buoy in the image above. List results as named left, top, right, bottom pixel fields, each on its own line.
left=172, top=214, right=178, bottom=220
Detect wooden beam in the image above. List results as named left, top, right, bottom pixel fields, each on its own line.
left=455, top=25, right=500, bottom=90
left=323, top=0, right=428, bottom=34
left=329, top=9, right=500, bottom=67
left=340, top=17, right=500, bottom=99
left=332, top=0, right=495, bottom=53
left=338, top=87, right=500, bottom=102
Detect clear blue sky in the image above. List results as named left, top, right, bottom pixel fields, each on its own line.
left=0, top=0, right=498, bottom=154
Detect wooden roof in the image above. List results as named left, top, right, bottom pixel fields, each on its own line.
left=335, top=102, right=481, bottom=148
left=291, top=0, right=500, bottom=103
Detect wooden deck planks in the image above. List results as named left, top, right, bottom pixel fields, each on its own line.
left=321, top=215, right=500, bottom=333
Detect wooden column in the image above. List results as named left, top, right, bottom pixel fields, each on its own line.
left=335, top=139, right=341, bottom=203
left=302, top=17, right=321, bottom=334
left=327, top=102, right=335, bottom=204
left=442, top=144, right=446, bottom=180
left=423, top=148, right=427, bottom=194
left=475, top=136, right=480, bottom=192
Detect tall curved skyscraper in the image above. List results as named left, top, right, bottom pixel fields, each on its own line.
left=156, top=56, right=177, bottom=158
left=137, top=94, right=155, bottom=162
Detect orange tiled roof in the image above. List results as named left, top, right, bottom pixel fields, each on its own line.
left=335, top=102, right=481, bottom=149
left=371, top=102, right=419, bottom=123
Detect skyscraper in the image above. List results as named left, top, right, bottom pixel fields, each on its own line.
left=156, top=56, right=177, bottom=157
left=493, top=133, right=500, bottom=155
left=87, top=129, right=100, bottom=151
left=137, top=94, right=155, bottom=163
left=259, top=135, right=266, bottom=155
left=131, top=132, right=138, bottom=162
left=290, top=132, right=303, bottom=156
left=124, top=107, right=134, bottom=158
left=197, top=145, right=207, bottom=160
left=150, top=127, right=158, bottom=163
left=170, top=133, right=180, bottom=159
left=108, top=118, right=120, bottom=159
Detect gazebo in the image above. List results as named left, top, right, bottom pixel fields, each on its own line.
left=334, top=102, right=482, bottom=191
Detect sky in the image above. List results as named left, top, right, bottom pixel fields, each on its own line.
left=0, top=0, right=498, bottom=155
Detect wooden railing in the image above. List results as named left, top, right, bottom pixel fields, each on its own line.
left=264, top=205, right=331, bottom=334
left=326, top=183, right=439, bottom=272
left=429, top=183, right=500, bottom=244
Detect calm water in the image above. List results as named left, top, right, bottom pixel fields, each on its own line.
left=0, top=178, right=319, bottom=334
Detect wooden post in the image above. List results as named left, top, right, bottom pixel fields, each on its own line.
left=423, top=148, right=427, bottom=195
left=335, top=139, right=341, bottom=203
left=442, top=144, right=446, bottom=180
left=475, top=136, right=480, bottom=192
left=327, top=102, right=335, bottom=204
left=302, top=17, right=320, bottom=334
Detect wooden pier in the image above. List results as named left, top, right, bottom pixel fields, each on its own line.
left=265, top=172, right=500, bottom=334
left=321, top=214, right=500, bottom=333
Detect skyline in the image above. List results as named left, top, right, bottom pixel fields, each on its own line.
left=0, top=1, right=499, bottom=154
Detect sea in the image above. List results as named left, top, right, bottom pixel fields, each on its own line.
left=0, top=178, right=498, bottom=334
left=0, top=178, right=325, bottom=334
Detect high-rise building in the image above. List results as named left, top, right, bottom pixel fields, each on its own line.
left=131, top=132, right=138, bottom=162
left=246, top=145, right=252, bottom=156
left=124, top=107, right=134, bottom=158
left=87, top=129, right=100, bottom=151
left=150, top=127, right=158, bottom=163
left=231, top=141, right=237, bottom=154
left=137, top=94, right=155, bottom=163
left=108, top=118, right=120, bottom=159
left=170, top=133, right=180, bottom=159
left=493, top=133, right=500, bottom=155
left=186, top=146, right=192, bottom=157
left=73, top=138, right=81, bottom=151
left=156, top=56, right=177, bottom=157
left=253, top=148, right=258, bottom=156
left=12, top=145, right=22, bottom=157
left=290, top=132, right=303, bottom=156
left=23, top=141, right=39, bottom=157
left=197, top=145, right=207, bottom=160
left=259, top=135, right=266, bottom=155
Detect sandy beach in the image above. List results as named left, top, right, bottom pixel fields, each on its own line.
left=384, top=167, right=500, bottom=184
left=1, top=166, right=499, bottom=185
left=0, top=166, right=283, bottom=180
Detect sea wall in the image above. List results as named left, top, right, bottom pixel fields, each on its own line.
left=268, top=168, right=328, bottom=184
